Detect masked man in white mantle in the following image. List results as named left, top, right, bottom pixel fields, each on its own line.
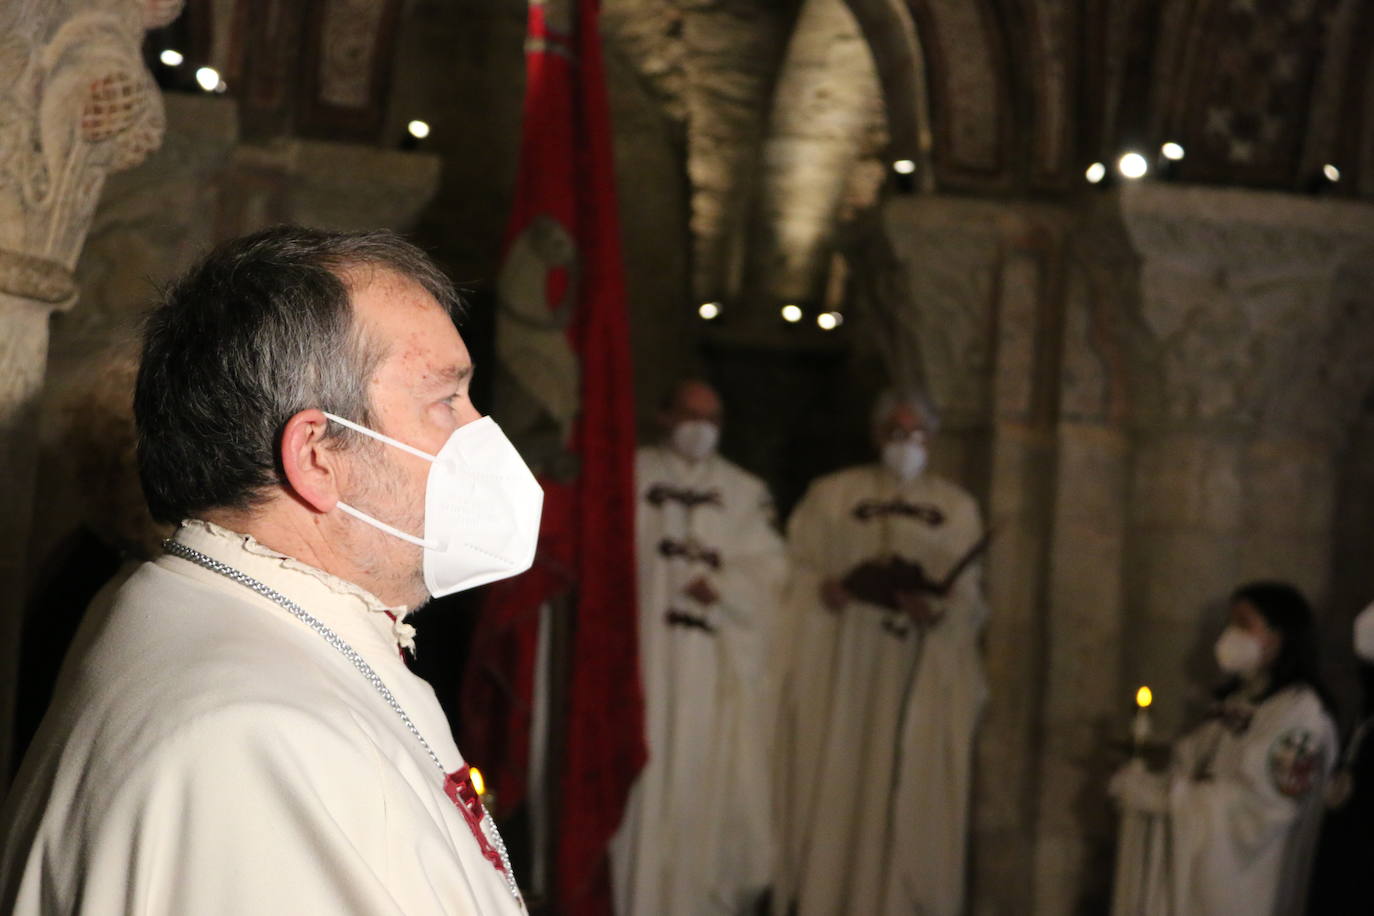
left=775, top=390, right=989, bottom=916
left=612, top=379, right=788, bottom=915
left=0, top=226, right=542, bottom=915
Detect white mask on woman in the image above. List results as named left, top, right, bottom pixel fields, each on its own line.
left=1214, top=625, right=1265, bottom=676
left=1353, top=602, right=1374, bottom=663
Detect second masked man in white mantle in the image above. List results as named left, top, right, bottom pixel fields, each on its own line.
left=775, top=389, right=989, bottom=916
left=612, top=379, right=788, bottom=915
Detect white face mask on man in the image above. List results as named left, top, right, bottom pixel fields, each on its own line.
left=670, top=419, right=719, bottom=462
left=1214, top=625, right=1265, bottom=676
left=882, top=440, right=928, bottom=481
left=323, top=413, right=544, bottom=598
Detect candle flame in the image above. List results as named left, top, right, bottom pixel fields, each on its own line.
left=470, top=766, right=486, bottom=796
left=1136, top=686, right=1153, bottom=709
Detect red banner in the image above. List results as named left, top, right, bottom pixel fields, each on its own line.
left=462, top=1, right=645, bottom=913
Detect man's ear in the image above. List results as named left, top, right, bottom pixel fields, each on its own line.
left=280, top=409, right=341, bottom=514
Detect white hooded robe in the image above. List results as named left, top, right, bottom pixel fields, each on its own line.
left=0, top=520, right=525, bottom=916
left=776, top=465, right=988, bottom=916
left=1111, top=684, right=1335, bottom=916
left=611, top=446, right=788, bottom=915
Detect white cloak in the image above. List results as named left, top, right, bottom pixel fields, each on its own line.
left=1111, top=684, right=1335, bottom=916
left=611, top=446, right=788, bottom=916
left=0, top=520, right=525, bottom=915
left=775, top=465, right=988, bottom=916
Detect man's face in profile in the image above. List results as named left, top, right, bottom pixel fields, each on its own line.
left=334, top=269, right=481, bottom=607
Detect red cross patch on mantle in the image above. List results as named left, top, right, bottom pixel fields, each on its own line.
left=444, top=765, right=509, bottom=875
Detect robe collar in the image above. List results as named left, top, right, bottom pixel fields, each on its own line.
left=167, top=519, right=417, bottom=654
left=658, top=444, right=719, bottom=479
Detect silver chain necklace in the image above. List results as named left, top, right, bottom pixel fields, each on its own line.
left=163, top=539, right=521, bottom=902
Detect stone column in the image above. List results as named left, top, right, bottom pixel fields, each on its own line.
left=1026, top=186, right=1374, bottom=915
left=0, top=0, right=180, bottom=778
left=1028, top=202, right=1138, bottom=915
left=1118, top=185, right=1374, bottom=740
left=878, top=195, right=1077, bottom=916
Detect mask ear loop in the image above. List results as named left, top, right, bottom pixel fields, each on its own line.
left=332, top=501, right=441, bottom=550
left=322, top=412, right=439, bottom=462
left=321, top=412, right=444, bottom=551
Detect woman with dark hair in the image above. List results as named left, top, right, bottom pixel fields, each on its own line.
left=1110, top=581, right=1337, bottom=916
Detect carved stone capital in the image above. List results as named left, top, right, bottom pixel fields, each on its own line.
left=0, top=247, right=77, bottom=304
left=0, top=1, right=180, bottom=292
left=1118, top=185, right=1374, bottom=436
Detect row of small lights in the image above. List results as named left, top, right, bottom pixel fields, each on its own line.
left=1086, top=143, right=1342, bottom=185
left=1086, top=143, right=1184, bottom=182
left=159, top=49, right=227, bottom=93
left=694, top=165, right=893, bottom=329
left=159, top=48, right=434, bottom=142
left=889, top=148, right=1344, bottom=187
left=697, top=300, right=845, bottom=330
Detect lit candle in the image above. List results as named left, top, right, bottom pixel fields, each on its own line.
left=469, top=765, right=498, bottom=818
left=1132, top=686, right=1153, bottom=752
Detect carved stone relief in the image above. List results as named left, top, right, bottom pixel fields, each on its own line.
left=879, top=197, right=1001, bottom=425
left=1024, top=0, right=1073, bottom=185
left=908, top=0, right=1005, bottom=179
left=1121, top=185, right=1374, bottom=436
left=0, top=1, right=177, bottom=293
left=317, top=0, right=389, bottom=109
left=0, top=0, right=182, bottom=778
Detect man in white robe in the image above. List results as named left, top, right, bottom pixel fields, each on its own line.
left=776, top=390, right=989, bottom=916
left=0, top=227, right=536, bottom=914
left=612, top=379, right=788, bottom=915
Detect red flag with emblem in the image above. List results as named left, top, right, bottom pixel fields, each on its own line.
left=461, top=0, right=645, bottom=913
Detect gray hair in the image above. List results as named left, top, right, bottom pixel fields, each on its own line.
left=870, top=387, right=941, bottom=434
left=135, top=225, right=462, bottom=524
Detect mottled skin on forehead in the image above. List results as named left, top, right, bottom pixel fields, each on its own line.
left=875, top=403, right=930, bottom=444
left=660, top=379, right=723, bottom=433
left=348, top=269, right=478, bottom=459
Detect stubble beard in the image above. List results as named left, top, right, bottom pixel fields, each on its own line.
left=350, top=443, right=430, bottom=608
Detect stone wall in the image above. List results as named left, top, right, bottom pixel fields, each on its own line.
left=875, top=184, right=1374, bottom=915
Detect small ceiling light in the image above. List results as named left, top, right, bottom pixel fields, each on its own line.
left=194, top=66, right=220, bottom=92
left=407, top=119, right=431, bottom=140
left=892, top=159, right=916, bottom=175
left=780, top=304, right=803, bottom=323
left=816, top=311, right=843, bottom=331
left=698, top=301, right=720, bottom=320
left=1085, top=162, right=1106, bottom=184
left=1118, top=152, right=1148, bottom=179
left=469, top=766, right=486, bottom=796
left=1323, top=163, right=1341, bottom=182
left=159, top=49, right=184, bottom=67
left=1161, top=142, right=1185, bottom=161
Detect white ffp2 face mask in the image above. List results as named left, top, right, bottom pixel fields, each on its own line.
left=882, top=440, right=928, bottom=481
left=1354, top=603, right=1374, bottom=663
left=1214, top=625, right=1264, bottom=676
left=670, top=420, right=719, bottom=461
left=323, top=413, right=544, bottom=598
